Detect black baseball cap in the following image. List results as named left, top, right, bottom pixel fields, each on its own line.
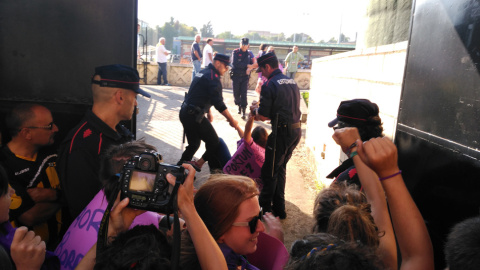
left=241, top=37, right=249, bottom=45
left=213, top=53, right=232, bottom=67
left=328, top=99, right=379, bottom=127
left=256, top=52, right=278, bottom=72
left=92, top=64, right=151, bottom=98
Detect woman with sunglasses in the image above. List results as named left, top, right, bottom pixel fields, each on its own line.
left=180, top=174, right=283, bottom=270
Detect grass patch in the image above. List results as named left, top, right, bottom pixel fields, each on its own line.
left=302, top=92, right=309, bottom=107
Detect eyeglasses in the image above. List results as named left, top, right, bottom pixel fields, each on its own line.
left=23, top=122, right=55, bottom=131
left=232, top=208, right=262, bottom=234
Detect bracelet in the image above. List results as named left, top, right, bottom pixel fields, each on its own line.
left=346, top=142, right=357, bottom=155
left=379, top=170, right=402, bottom=181
left=349, top=151, right=358, bottom=158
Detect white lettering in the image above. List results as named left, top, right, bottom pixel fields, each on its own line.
left=15, top=168, right=30, bottom=176
left=277, top=79, right=296, bottom=85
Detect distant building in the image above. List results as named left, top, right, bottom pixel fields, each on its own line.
left=174, top=36, right=355, bottom=69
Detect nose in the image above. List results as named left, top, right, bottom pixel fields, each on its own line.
left=53, top=123, right=59, bottom=132
left=257, top=220, right=265, bottom=233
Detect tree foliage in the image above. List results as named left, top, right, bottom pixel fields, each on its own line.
left=200, top=21, right=214, bottom=37
left=286, top=33, right=314, bottom=43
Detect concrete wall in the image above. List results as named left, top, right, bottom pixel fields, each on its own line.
left=137, top=62, right=311, bottom=90
left=305, top=41, right=407, bottom=186
left=358, top=0, right=412, bottom=49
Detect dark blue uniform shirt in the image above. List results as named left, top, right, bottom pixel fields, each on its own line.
left=186, top=63, right=227, bottom=113
left=258, top=69, right=301, bottom=124
left=231, top=49, right=253, bottom=76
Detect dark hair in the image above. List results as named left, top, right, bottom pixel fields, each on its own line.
left=285, top=233, right=383, bottom=270
left=0, top=164, right=9, bottom=197
left=101, top=139, right=157, bottom=202
left=259, top=44, right=268, bottom=51
left=5, top=103, right=38, bottom=137
left=206, top=38, right=213, bottom=43
left=445, top=216, right=480, bottom=270
left=251, top=126, right=268, bottom=148
left=94, top=225, right=171, bottom=270
left=313, top=183, right=380, bottom=248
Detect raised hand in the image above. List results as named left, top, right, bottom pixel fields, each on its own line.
left=356, top=137, right=400, bottom=178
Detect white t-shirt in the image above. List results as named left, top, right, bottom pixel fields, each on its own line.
left=156, top=44, right=170, bottom=63
left=202, top=43, right=213, bottom=67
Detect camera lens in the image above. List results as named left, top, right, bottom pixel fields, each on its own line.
left=140, top=158, right=151, bottom=170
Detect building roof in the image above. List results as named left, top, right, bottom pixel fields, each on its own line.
left=175, top=36, right=355, bottom=50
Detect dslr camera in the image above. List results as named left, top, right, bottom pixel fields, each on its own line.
left=119, top=152, right=185, bottom=213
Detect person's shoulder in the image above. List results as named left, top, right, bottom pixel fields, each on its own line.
left=233, top=48, right=240, bottom=53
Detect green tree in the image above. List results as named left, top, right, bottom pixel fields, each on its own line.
left=327, top=37, right=338, bottom=43
left=244, top=32, right=262, bottom=41
left=216, top=31, right=236, bottom=40
left=339, top=33, right=351, bottom=43
left=200, top=21, right=214, bottom=37
left=287, top=33, right=314, bottom=43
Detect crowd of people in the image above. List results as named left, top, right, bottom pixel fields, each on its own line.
left=0, top=35, right=477, bottom=270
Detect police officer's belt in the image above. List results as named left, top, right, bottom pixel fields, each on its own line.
left=277, top=122, right=301, bottom=129
left=181, top=103, right=203, bottom=114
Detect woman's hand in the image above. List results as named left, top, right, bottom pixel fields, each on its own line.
left=263, top=212, right=284, bottom=243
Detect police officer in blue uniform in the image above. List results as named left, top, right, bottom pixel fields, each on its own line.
left=178, top=54, right=239, bottom=170
left=251, top=52, right=302, bottom=219
left=231, top=38, right=254, bottom=119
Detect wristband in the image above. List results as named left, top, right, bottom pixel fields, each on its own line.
left=379, top=170, right=402, bottom=181
left=346, top=142, right=357, bottom=155
left=349, top=151, right=358, bottom=158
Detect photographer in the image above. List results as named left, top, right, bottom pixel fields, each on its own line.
left=75, top=164, right=227, bottom=270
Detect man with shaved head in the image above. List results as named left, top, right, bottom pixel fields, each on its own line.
left=57, top=64, right=151, bottom=220
left=0, top=103, right=62, bottom=248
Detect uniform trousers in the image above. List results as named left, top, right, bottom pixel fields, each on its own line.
left=179, top=108, right=222, bottom=169
left=259, top=126, right=301, bottom=214
left=232, top=75, right=249, bottom=108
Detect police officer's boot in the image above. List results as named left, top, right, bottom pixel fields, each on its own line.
left=238, top=105, right=241, bottom=114
left=241, top=107, right=246, bottom=120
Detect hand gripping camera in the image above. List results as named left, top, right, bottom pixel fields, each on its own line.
left=119, top=152, right=185, bottom=213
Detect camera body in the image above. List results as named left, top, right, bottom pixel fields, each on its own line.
left=119, top=152, right=185, bottom=213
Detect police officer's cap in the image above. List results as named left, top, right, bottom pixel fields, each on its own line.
left=241, top=37, right=249, bottom=45
left=327, top=99, right=380, bottom=128
left=256, top=52, right=278, bottom=72
left=91, top=64, right=151, bottom=98
left=214, top=53, right=232, bottom=67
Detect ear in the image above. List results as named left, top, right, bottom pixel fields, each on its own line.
left=21, top=128, right=32, bottom=140
left=114, top=89, right=124, bottom=104
left=217, top=234, right=225, bottom=243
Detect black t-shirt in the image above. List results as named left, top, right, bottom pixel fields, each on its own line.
left=0, top=146, right=62, bottom=246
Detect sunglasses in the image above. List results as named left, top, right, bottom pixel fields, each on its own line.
left=232, top=208, right=262, bottom=234
left=23, top=122, right=55, bottom=131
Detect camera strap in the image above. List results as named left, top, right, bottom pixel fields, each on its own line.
left=96, top=176, right=121, bottom=260
left=169, top=180, right=182, bottom=270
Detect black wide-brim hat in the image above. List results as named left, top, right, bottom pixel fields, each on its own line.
left=92, top=64, right=151, bottom=98
left=328, top=99, right=379, bottom=127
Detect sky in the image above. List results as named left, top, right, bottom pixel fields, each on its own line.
left=138, top=0, right=366, bottom=43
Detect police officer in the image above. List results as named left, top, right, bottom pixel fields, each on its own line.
left=251, top=52, right=302, bottom=219
left=57, top=64, right=150, bottom=220
left=178, top=54, right=239, bottom=170
left=231, top=37, right=254, bottom=119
